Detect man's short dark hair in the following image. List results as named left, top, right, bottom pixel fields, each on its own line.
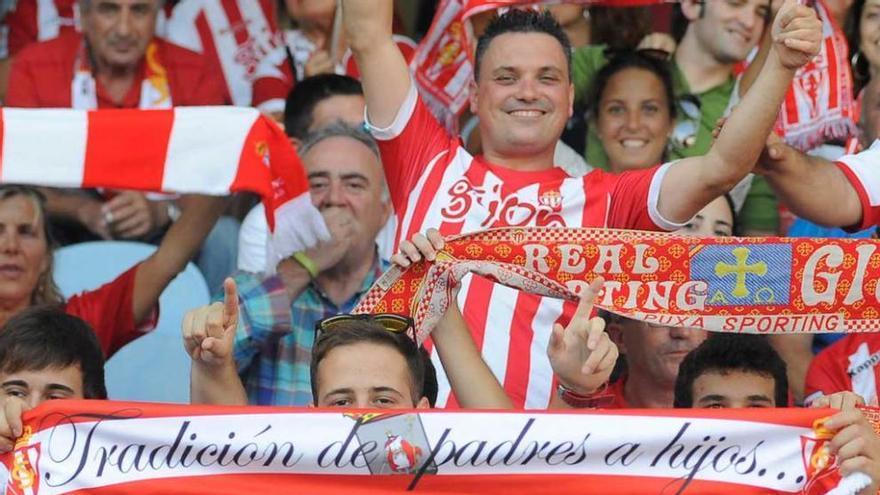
left=310, top=318, right=436, bottom=406
left=674, top=333, right=788, bottom=408
left=283, top=74, right=363, bottom=140
left=0, top=306, right=107, bottom=399
left=474, top=9, right=572, bottom=81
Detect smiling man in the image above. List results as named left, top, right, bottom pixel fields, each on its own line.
left=341, top=0, right=820, bottom=409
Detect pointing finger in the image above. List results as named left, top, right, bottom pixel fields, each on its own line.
left=573, top=277, right=605, bottom=322
left=223, top=278, right=239, bottom=327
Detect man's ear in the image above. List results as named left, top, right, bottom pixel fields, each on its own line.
left=415, top=397, right=431, bottom=409
left=468, top=80, right=479, bottom=114
left=379, top=197, right=392, bottom=226
left=679, top=0, right=702, bottom=22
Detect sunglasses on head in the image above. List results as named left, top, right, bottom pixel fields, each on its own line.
left=315, top=313, right=417, bottom=342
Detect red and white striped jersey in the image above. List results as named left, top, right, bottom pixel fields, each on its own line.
left=2, top=0, right=76, bottom=58
left=163, top=0, right=292, bottom=113
left=368, top=83, right=683, bottom=409
left=837, top=140, right=880, bottom=230
left=805, top=333, right=880, bottom=407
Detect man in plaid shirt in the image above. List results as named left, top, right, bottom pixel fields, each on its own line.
left=227, top=122, right=391, bottom=406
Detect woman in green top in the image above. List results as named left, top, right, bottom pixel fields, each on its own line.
left=588, top=50, right=679, bottom=173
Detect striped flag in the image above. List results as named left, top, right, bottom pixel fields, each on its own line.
left=0, top=106, right=328, bottom=254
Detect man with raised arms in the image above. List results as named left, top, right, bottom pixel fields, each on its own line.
left=340, top=0, right=822, bottom=407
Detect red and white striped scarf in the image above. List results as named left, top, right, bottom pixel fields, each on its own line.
left=775, top=0, right=859, bottom=151
left=0, top=107, right=327, bottom=253
left=0, top=399, right=875, bottom=495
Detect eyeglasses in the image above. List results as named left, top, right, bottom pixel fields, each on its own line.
left=315, top=313, right=417, bottom=342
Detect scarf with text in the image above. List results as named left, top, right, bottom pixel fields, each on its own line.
left=1, top=400, right=876, bottom=495
left=0, top=107, right=327, bottom=254
left=355, top=227, right=880, bottom=342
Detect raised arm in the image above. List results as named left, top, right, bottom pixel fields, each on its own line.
left=132, top=194, right=224, bottom=325
left=759, top=135, right=863, bottom=227
left=392, top=230, right=513, bottom=409
left=183, top=278, right=249, bottom=405
left=657, top=0, right=821, bottom=223
left=341, top=0, right=411, bottom=127
left=547, top=278, right=618, bottom=410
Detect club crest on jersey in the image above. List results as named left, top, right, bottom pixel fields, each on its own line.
left=538, top=190, right=563, bottom=210
left=441, top=178, right=565, bottom=228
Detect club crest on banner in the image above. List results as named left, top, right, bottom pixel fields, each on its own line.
left=800, top=417, right=838, bottom=493
left=4, top=427, right=40, bottom=495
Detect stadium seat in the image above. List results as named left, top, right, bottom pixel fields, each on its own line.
left=54, top=241, right=209, bottom=403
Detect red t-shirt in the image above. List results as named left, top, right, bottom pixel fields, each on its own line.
left=805, top=333, right=880, bottom=407
left=5, top=31, right=228, bottom=108
left=64, top=263, right=157, bottom=358
left=369, top=83, right=683, bottom=409
left=591, top=378, right=629, bottom=409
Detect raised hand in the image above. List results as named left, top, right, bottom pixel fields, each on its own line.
left=771, top=0, right=822, bottom=70
left=0, top=397, right=26, bottom=454
left=182, top=278, right=239, bottom=367
left=305, top=208, right=355, bottom=273
left=547, top=277, right=618, bottom=395
left=391, top=228, right=445, bottom=267
left=821, top=406, right=880, bottom=495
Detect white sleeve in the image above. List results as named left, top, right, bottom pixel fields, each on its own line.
left=837, top=140, right=880, bottom=200
left=648, top=161, right=689, bottom=231
left=237, top=204, right=269, bottom=273
left=364, top=78, right=419, bottom=141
